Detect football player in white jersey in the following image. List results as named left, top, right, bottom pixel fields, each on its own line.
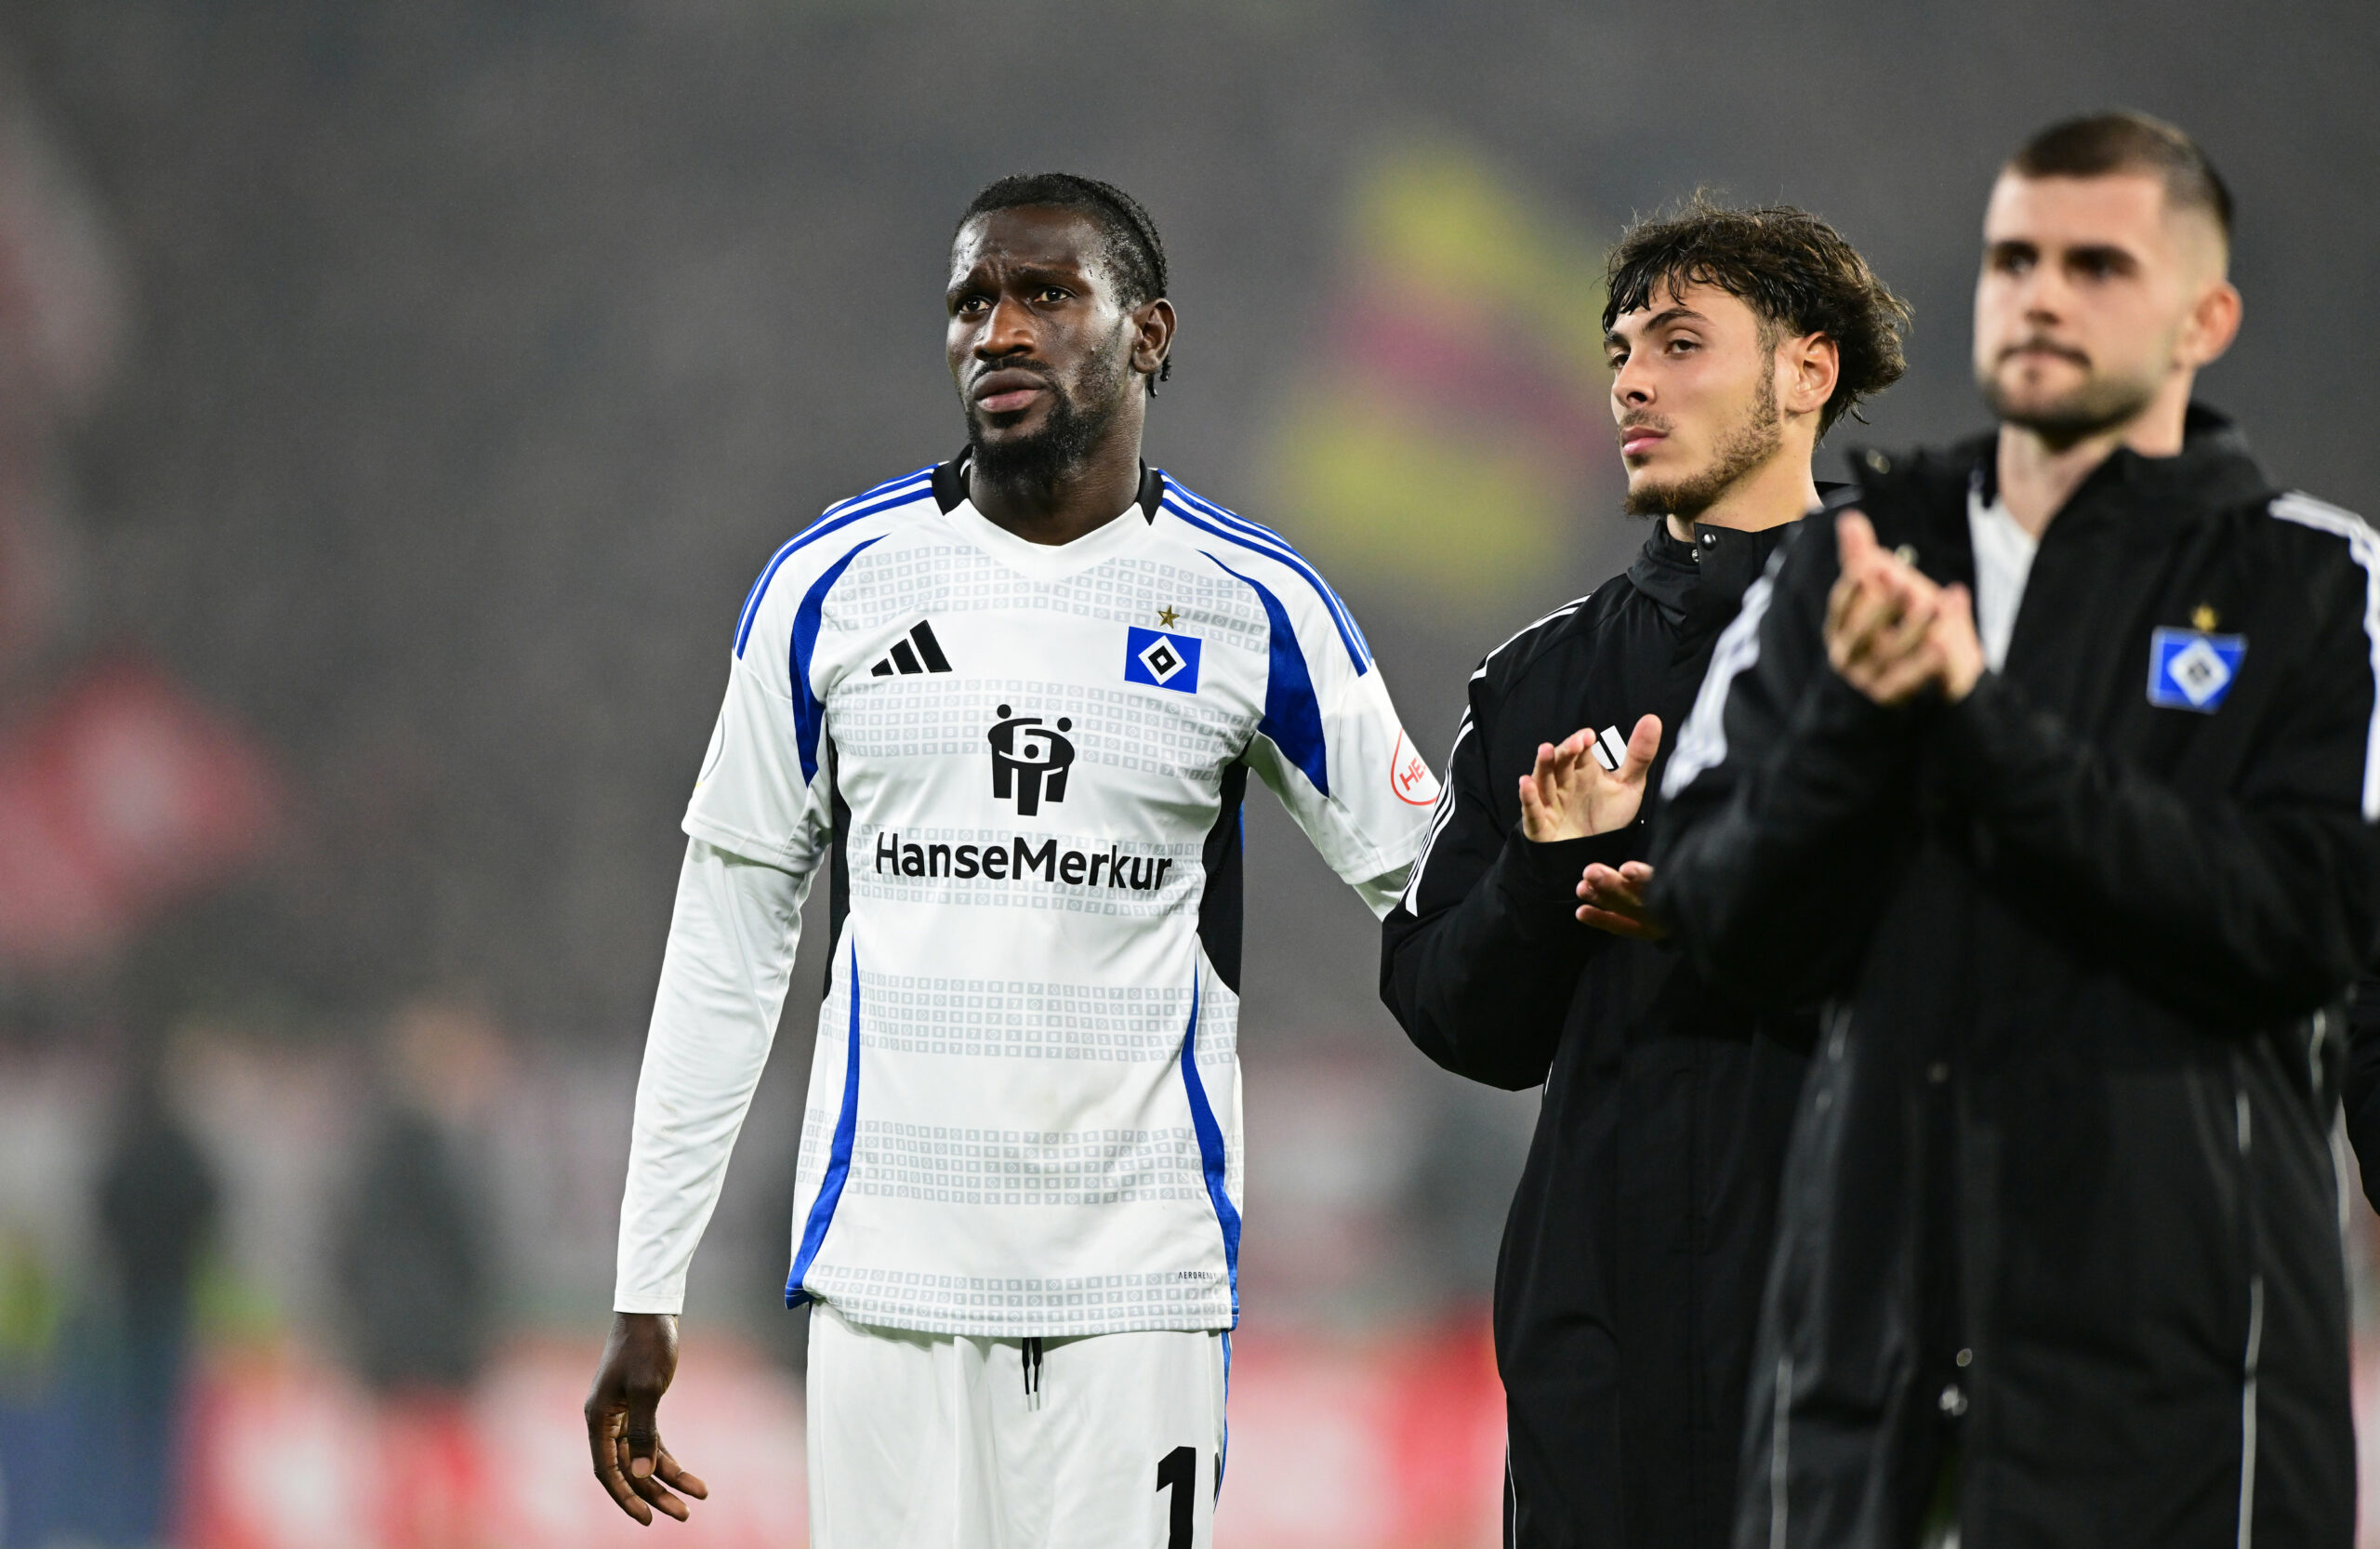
left=585, top=173, right=1439, bottom=1547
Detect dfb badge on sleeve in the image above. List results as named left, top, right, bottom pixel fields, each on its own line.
left=2147, top=626, right=2246, bottom=713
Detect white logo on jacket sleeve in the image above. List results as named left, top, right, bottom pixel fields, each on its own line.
left=1391, top=732, right=1441, bottom=806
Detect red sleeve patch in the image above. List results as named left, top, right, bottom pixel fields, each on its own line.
left=1391, top=731, right=1441, bottom=806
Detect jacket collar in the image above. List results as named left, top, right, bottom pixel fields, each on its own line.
left=1626, top=489, right=1835, bottom=632
left=1964, top=402, right=2268, bottom=521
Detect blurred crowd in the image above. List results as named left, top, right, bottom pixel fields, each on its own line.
left=0, top=1001, right=1530, bottom=1545
left=0, top=1002, right=511, bottom=1542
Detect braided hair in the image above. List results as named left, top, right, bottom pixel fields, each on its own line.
left=957, top=173, right=1173, bottom=395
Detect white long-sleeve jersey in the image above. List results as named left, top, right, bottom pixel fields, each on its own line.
left=614, top=457, right=1439, bottom=1337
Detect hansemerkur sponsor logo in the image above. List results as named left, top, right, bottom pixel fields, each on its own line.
left=872, top=832, right=1176, bottom=893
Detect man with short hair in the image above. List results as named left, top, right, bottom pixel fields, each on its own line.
left=1655, top=113, right=2378, bottom=1546
left=584, top=173, right=1436, bottom=1548
left=1380, top=198, right=1908, bottom=1548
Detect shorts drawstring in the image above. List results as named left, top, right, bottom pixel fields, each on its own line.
left=1023, top=1336, right=1044, bottom=1410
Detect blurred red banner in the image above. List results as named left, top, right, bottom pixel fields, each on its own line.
left=178, top=1322, right=1506, bottom=1549
left=0, top=655, right=276, bottom=970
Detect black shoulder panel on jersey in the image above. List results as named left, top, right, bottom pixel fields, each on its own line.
left=1197, top=761, right=1250, bottom=993
left=825, top=739, right=848, bottom=997
left=932, top=453, right=967, bottom=513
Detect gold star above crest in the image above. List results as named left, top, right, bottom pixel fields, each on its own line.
left=1157, top=605, right=1180, bottom=629
left=2191, top=603, right=2219, bottom=631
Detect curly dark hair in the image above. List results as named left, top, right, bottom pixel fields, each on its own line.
left=1601, top=196, right=1911, bottom=436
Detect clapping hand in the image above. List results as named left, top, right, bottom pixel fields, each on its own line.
left=1514, top=713, right=1673, bottom=941
left=1825, top=511, right=1984, bottom=706
left=1576, top=859, right=1667, bottom=941
left=1518, top=714, right=1662, bottom=842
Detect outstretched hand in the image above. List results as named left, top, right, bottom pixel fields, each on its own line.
left=1577, top=859, right=1668, bottom=941
left=1519, top=714, right=1662, bottom=842
left=587, top=1312, right=710, bottom=1525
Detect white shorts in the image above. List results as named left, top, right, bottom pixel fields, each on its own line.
left=806, top=1302, right=1228, bottom=1549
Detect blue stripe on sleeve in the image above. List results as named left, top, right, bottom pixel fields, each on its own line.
left=829, top=463, right=940, bottom=515
left=787, top=937, right=864, bottom=1307
left=734, top=469, right=934, bottom=656
left=790, top=536, right=882, bottom=782
left=1159, top=482, right=1372, bottom=673
left=1205, top=554, right=1330, bottom=797
left=1164, top=482, right=1351, bottom=617
left=1176, top=973, right=1242, bottom=1322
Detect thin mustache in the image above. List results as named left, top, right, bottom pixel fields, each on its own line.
left=1999, top=338, right=2090, bottom=365
left=970, top=359, right=1057, bottom=390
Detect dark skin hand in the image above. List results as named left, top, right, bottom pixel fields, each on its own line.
left=946, top=205, right=1176, bottom=546
left=586, top=1311, right=709, bottom=1525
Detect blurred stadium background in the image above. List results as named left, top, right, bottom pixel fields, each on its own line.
left=0, top=2, right=2373, bottom=1545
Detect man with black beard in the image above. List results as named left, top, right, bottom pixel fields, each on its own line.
left=1381, top=200, right=1909, bottom=1548
left=586, top=173, right=1436, bottom=1548
left=1656, top=113, right=2379, bottom=1546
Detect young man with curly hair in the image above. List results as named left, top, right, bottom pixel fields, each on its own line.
left=1381, top=198, right=1909, bottom=1548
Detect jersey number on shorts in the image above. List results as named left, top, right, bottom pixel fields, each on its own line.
left=1157, top=1445, right=1196, bottom=1548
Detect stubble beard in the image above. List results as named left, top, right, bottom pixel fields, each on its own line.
left=1978, top=357, right=2160, bottom=448
left=1622, top=366, right=1784, bottom=523
left=967, top=332, right=1131, bottom=493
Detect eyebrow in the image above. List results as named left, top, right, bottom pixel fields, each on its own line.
left=1981, top=237, right=2144, bottom=276
left=949, top=258, right=1092, bottom=292
left=1605, top=306, right=1706, bottom=348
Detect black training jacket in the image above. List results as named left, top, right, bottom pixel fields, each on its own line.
left=1654, top=407, right=2380, bottom=1549
left=1381, top=520, right=1818, bottom=1549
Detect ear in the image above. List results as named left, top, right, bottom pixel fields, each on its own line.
left=1131, top=298, right=1177, bottom=380
left=2175, top=279, right=2241, bottom=370
left=1780, top=331, right=1841, bottom=420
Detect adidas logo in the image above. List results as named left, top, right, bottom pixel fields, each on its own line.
left=870, top=620, right=953, bottom=677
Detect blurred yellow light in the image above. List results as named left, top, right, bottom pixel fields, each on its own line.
left=1264, top=140, right=1610, bottom=609
left=1272, top=388, right=1567, bottom=602
left=1348, top=140, right=1610, bottom=377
